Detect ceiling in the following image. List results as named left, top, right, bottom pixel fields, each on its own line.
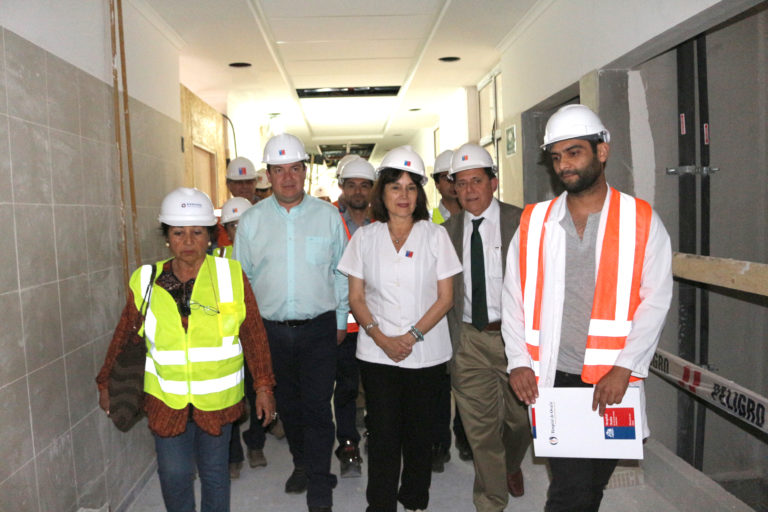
left=139, top=0, right=538, bottom=161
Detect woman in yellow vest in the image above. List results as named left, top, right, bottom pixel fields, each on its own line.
left=97, top=187, right=275, bottom=512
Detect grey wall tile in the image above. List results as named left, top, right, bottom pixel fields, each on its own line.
left=0, top=29, right=7, bottom=115
left=46, top=53, right=80, bottom=135
left=65, top=342, right=97, bottom=425
left=77, top=473, right=107, bottom=511
left=4, top=29, right=47, bottom=125
left=36, top=433, right=77, bottom=512
left=59, top=274, right=94, bottom=353
left=0, top=114, right=11, bottom=202
left=51, top=129, right=83, bottom=205
left=0, top=377, right=34, bottom=483
left=9, top=117, right=52, bottom=204
left=89, top=267, right=123, bottom=338
left=81, top=138, right=115, bottom=206
left=85, top=205, right=120, bottom=272
left=29, top=359, right=70, bottom=453
left=21, top=281, right=62, bottom=371
left=0, top=460, right=39, bottom=512
left=78, top=72, right=112, bottom=144
left=71, top=411, right=106, bottom=503
left=0, top=291, right=25, bottom=388
left=0, top=204, right=18, bottom=293
left=15, top=202, right=57, bottom=288
left=54, top=205, right=87, bottom=279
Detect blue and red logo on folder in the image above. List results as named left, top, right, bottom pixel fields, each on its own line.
left=603, top=407, right=636, bottom=440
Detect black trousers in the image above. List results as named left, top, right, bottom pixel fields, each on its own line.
left=264, top=311, right=338, bottom=508
left=359, top=360, right=446, bottom=512
left=334, top=331, right=361, bottom=444
left=545, top=371, right=619, bottom=512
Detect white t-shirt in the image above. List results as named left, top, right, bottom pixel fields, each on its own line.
left=337, top=220, right=462, bottom=368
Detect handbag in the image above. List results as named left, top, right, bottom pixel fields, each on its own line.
left=108, top=264, right=155, bottom=432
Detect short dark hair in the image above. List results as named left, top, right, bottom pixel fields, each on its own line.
left=447, top=167, right=495, bottom=181
left=160, top=223, right=217, bottom=240
left=369, top=168, right=430, bottom=222
left=266, top=162, right=307, bottom=173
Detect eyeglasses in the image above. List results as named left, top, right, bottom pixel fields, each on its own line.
left=178, top=300, right=220, bottom=317
left=190, top=301, right=220, bottom=315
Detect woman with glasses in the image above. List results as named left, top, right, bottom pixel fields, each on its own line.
left=337, top=147, right=462, bottom=512
left=97, top=187, right=275, bottom=512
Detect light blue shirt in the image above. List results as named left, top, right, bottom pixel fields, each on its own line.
left=234, top=193, right=349, bottom=330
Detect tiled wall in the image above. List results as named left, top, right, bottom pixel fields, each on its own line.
left=0, top=27, right=183, bottom=512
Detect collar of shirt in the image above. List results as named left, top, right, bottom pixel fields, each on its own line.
left=463, top=197, right=500, bottom=230
left=268, top=192, right=308, bottom=216
left=438, top=200, right=452, bottom=221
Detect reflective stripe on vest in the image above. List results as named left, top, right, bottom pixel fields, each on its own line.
left=432, top=207, right=445, bottom=225
left=131, top=255, right=246, bottom=410
left=519, top=188, right=651, bottom=384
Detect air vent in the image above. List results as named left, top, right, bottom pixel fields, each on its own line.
left=319, top=144, right=376, bottom=167
left=297, top=86, right=400, bottom=99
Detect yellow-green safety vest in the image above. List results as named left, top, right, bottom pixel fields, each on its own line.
left=432, top=207, right=445, bottom=225
left=130, top=255, right=246, bottom=411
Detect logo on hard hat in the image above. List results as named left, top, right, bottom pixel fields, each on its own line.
left=238, top=167, right=247, bottom=175
left=403, top=160, right=411, bottom=167
left=279, top=149, right=286, bottom=156
left=462, top=155, right=469, bottom=161
left=181, top=202, right=203, bottom=209
left=233, top=207, right=239, bottom=213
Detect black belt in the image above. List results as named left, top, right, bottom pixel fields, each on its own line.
left=464, top=321, right=501, bottom=332
left=271, top=318, right=311, bottom=327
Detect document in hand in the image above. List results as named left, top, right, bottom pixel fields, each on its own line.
left=530, top=387, right=643, bottom=459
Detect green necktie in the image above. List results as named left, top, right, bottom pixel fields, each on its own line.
left=471, top=218, right=488, bottom=330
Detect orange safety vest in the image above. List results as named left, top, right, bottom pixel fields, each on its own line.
left=340, top=214, right=359, bottom=333
left=519, top=187, right=652, bottom=384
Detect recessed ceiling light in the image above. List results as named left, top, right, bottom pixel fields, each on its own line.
left=229, top=62, right=252, bottom=68
left=408, top=108, right=421, bottom=112
left=393, top=134, right=403, bottom=137
left=438, top=56, right=460, bottom=62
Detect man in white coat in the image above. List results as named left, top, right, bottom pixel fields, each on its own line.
left=502, top=104, right=673, bottom=512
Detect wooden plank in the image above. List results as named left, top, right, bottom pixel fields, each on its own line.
left=672, top=252, right=768, bottom=297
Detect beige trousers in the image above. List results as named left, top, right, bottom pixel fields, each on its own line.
left=451, top=324, right=531, bottom=512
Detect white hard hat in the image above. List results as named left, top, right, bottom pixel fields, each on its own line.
left=262, top=133, right=309, bottom=165
left=336, top=154, right=361, bottom=179
left=254, top=168, right=271, bottom=189
left=542, top=104, right=610, bottom=150
left=158, top=187, right=217, bottom=226
left=312, top=186, right=330, bottom=198
left=432, top=149, right=453, bottom=178
left=449, top=143, right=497, bottom=176
left=339, top=158, right=375, bottom=185
left=375, top=145, right=427, bottom=185
left=226, top=156, right=257, bottom=180
left=220, top=196, right=252, bottom=224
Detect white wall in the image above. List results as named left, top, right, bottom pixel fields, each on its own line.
left=0, top=0, right=181, bottom=121
left=498, top=0, right=731, bottom=117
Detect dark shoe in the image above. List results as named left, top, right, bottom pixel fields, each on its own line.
left=308, top=507, right=332, bottom=512
left=455, top=434, right=473, bottom=461
left=268, top=418, right=286, bottom=439
left=335, top=439, right=362, bottom=478
left=229, top=461, right=242, bottom=479
left=431, top=443, right=450, bottom=473
left=507, top=469, right=524, bottom=497
left=285, top=467, right=308, bottom=494
left=247, top=448, right=267, bottom=468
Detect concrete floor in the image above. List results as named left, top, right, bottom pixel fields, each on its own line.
left=127, top=432, right=685, bottom=512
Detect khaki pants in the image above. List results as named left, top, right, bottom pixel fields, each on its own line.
left=451, top=324, right=531, bottom=512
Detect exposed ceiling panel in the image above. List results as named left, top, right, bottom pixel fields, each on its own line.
left=143, top=0, right=538, bottom=153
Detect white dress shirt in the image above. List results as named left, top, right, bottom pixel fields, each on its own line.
left=462, top=198, right=503, bottom=323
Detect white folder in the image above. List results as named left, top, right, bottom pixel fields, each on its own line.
left=530, top=387, right=643, bottom=459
